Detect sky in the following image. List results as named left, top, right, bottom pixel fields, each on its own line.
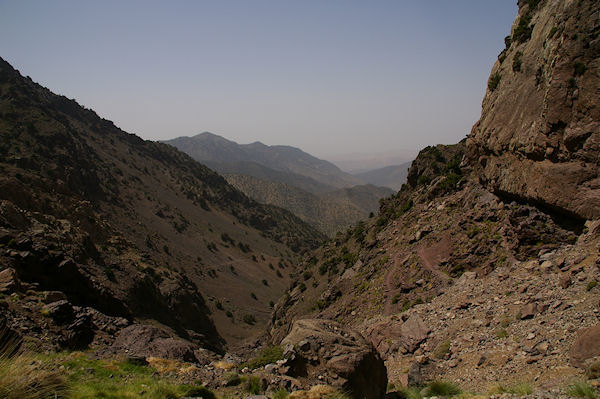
left=0, top=1, right=517, bottom=162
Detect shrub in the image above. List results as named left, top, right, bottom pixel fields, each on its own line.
left=488, top=72, right=502, bottom=92
left=513, top=14, right=533, bottom=43
left=224, top=372, right=242, bottom=386
left=246, top=376, right=262, bottom=395
left=250, top=292, right=257, bottom=300
left=567, top=381, right=596, bottom=399
left=397, top=386, right=422, bottom=399
left=424, top=380, right=462, bottom=397
left=586, top=281, right=597, bottom=291
left=242, top=346, right=284, bottom=370
left=495, top=328, right=508, bottom=339
left=433, top=340, right=451, bottom=359
left=574, top=62, right=587, bottom=77
left=272, top=388, right=289, bottom=399
left=513, top=51, right=523, bottom=72
left=262, top=279, right=268, bottom=286
left=243, top=314, right=256, bottom=325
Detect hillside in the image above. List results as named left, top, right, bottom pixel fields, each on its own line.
left=268, top=0, right=600, bottom=394
left=167, top=133, right=395, bottom=235
left=166, top=132, right=364, bottom=190
left=225, top=174, right=393, bottom=236
left=353, top=162, right=412, bottom=191
left=0, top=56, right=326, bottom=354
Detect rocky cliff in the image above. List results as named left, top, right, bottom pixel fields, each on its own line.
left=468, top=0, right=600, bottom=220
left=267, top=0, right=600, bottom=393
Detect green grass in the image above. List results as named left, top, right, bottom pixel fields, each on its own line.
left=272, top=388, right=289, bottom=399
left=241, top=345, right=284, bottom=370
left=424, top=380, right=462, bottom=397
left=30, top=352, right=214, bottom=399
left=397, top=386, right=423, bottom=399
left=495, top=328, right=508, bottom=339
left=246, top=376, right=262, bottom=395
left=567, top=381, right=597, bottom=399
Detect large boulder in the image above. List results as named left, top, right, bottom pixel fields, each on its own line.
left=112, top=324, right=198, bottom=363
left=570, top=324, right=600, bottom=368
left=364, top=315, right=430, bottom=358
left=280, top=319, right=387, bottom=399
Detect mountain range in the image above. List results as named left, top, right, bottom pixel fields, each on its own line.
left=166, top=133, right=396, bottom=235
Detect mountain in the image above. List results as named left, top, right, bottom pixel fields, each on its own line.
left=165, top=132, right=364, bottom=190
left=269, top=0, right=600, bottom=393
left=166, top=133, right=395, bottom=235
left=0, top=56, right=326, bottom=353
left=225, top=174, right=393, bottom=236
left=353, top=161, right=412, bottom=191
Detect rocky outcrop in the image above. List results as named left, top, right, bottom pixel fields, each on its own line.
left=111, top=324, right=199, bottom=363
left=280, top=319, right=387, bottom=399
left=569, top=324, right=600, bottom=368
left=468, top=0, right=600, bottom=220
left=363, top=315, right=430, bottom=359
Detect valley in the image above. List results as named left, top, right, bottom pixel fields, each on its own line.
left=0, top=0, right=599, bottom=398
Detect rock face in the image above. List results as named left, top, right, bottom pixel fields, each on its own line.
left=112, top=324, right=198, bottom=363
left=569, top=324, right=600, bottom=368
left=364, top=315, right=430, bottom=359
left=468, top=0, right=600, bottom=220
left=280, top=319, right=387, bottom=399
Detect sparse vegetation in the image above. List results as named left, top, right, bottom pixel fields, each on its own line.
left=433, top=340, right=451, bottom=359
left=245, top=376, right=262, bottom=395
left=424, top=380, right=462, bottom=397
left=495, top=328, right=508, bottom=339
left=586, top=280, right=597, bottom=291
left=573, top=62, right=587, bottom=77
left=513, top=13, right=534, bottom=43
left=567, top=381, right=596, bottom=399
left=0, top=334, right=66, bottom=399
left=488, top=72, right=502, bottom=92
left=513, top=51, right=523, bottom=72
left=242, top=346, right=284, bottom=370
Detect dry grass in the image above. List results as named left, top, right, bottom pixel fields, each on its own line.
left=289, top=385, right=350, bottom=399
left=147, top=356, right=198, bottom=375
left=0, top=328, right=67, bottom=399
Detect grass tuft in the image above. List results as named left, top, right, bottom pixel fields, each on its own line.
left=489, top=382, right=533, bottom=396
left=567, top=381, right=597, bottom=399
left=0, top=328, right=67, bottom=399
left=424, top=380, right=462, bottom=397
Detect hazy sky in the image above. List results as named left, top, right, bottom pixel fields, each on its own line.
left=0, top=1, right=517, bottom=160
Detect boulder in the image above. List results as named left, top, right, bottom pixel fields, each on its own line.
left=0, top=268, right=21, bottom=294
left=112, top=324, right=198, bottom=363
left=520, top=303, right=538, bottom=320
left=399, top=315, right=430, bottom=353
left=570, top=324, right=600, bottom=368
left=280, top=319, right=387, bottom=399
left=363, top=315, right=430, bottom=358
left=43, top=300, right=75, bottom=324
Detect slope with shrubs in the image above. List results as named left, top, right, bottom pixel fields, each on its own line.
left=0, top=56, right=325, bottom=351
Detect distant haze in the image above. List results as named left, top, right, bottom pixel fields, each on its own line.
left=0, top=1, right=517, bottom=159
